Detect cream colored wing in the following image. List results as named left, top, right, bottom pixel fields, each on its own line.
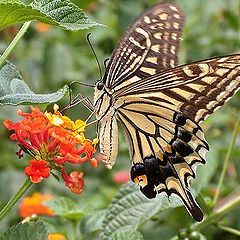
left=115, top=96, right=208, bottom=221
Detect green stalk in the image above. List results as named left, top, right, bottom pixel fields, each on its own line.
left=218, top=225, right=240, bottom=236
left=0, top=21, right=31, bottom=67
left=212, top=117, right=240, bottom=206
left=0, top=178, right=32, bottom=221
left=194, top=192, right=240, bottom=230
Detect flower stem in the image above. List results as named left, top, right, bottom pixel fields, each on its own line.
left=0, top=21, right=31, bottom=67
left=212, top=116, right=240, bottom=206
left=194, top=191, right=240, bottom=230
left=0, top=178, right=32, bottom=221
left=218, top=224, right=240, bottom=236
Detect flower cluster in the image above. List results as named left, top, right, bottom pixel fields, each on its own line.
left=4, top=105, right=98, bottom=194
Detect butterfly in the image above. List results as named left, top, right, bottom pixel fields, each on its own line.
left=93, top=2, right=240, bottom=221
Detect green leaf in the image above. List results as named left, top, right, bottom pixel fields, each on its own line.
left=0, top=61, right=68, bottom=106
left=43, top=197, right=88, bottom=221
left=0, top=0, right=102, bottom=30
left=101, top=182, right=182, bottom=240
left=0, top=222, right=48, bottom=240
left=81, top=210, right=106, bottom=235
left=112, top=226, right=144, bottom=240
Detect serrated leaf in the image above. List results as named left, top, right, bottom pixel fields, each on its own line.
left=81, top=210, right=106, bottom=235
left=0, top=222, right=48, bottom=240
left=43, top=197, right=88, bottom=221
left=0, top=61, right=68, bottom=106
left=0, top=0, right=102, bottom=30
left=112, top=226, right=144, bottom=240
left=101, top=182, right=182, bottom=240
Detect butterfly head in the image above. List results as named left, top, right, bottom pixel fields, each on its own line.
left=96, top=80, right=105, bottom=90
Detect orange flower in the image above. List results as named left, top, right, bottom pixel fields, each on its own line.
left=48, top=234, right=66, bottom=240
left=19, top=193, right=54, bottom=218
left=4, top=105, right=98, bottom=194
left=35, top=23, right=51, bottom=32
left=62, top=169, right=84, bottom=194
left=25, top=160, right=51, bottom=183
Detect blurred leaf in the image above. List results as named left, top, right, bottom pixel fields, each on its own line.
left=0, top=222, right=48, bottom=240
left=101, top=182, right=182, bottom=240
left=81, top=210, right=106, bottom=236
left=0, top=0, right=102, bottom=30
left=112, top=226, right=144, bottom=240
left=43, top=197, right=89, bottom=221
left=0, top=61, right=68, bottom=105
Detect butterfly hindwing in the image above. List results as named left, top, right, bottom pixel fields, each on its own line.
left=104, top=2, right=184, bottom=88
left=115, top=97, right=208, bottom=221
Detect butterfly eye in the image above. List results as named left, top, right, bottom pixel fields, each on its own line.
left=96, top=81, right=105, bottom=90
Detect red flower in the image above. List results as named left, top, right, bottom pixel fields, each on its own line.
left=4, top=105, right=98, bottom=194
left=62, top=169, right=84, bottom=194
left=25, top=160, right=51, bottom=183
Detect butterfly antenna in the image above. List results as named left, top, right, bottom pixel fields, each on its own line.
left=87, top=33, right=102, bottom=80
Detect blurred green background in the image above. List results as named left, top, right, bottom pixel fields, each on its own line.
left=0, top=0, right=239, bottom=239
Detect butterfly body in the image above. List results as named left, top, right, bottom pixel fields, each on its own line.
left=93, top=2, right=240, bottom=221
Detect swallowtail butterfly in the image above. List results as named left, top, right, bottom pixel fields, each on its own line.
left=93, top=2, right=240, bottom=221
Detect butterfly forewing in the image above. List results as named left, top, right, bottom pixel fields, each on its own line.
left=103, top=2, right=184, bottom=88
left=114, top=55, right=240, bottom=122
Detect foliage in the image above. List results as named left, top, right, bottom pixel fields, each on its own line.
left=0, top=0, right=239, bottom=239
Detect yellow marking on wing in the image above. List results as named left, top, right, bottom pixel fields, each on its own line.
left=120, top=109, right=156, bottom=134
left=171, top=33, right=177, bottom=40
left=163, top=32, right=170, bottom=41
left=146, top=57, right=158, bottom=64
left=139, top=132, right=153, bottom=157
left=170, top=59, right=175, bottom=67
left=171, top=87, right=193, bottom=98
left=183, top=66, right=196, bottom=76
left=196, top=109, right=208, bottom=122
left=206, top=100, right=218, bottom=110
left=140, top=67, right=156, bottom=75
left=166, top=177, right=188, bottom=203
left=173, top=22, right=179, bottom=29
left=169, top=5, right=178, bottom=12
left=129, top=37, right=145, bottom=49
left=144, top=16, right=151, bottom=24
left=170, top=45, right=176, bottom=54
left=215, top=68, right=229, bottom=76
left=174, top=13, right=180, bottom=19
left=187, top=83, right=204, bottom=91
left=199, top=63, right=210, bottom=73
left=151, top=44, right=161, bottom=52
left=153, top=32, right=163, bottom=39
left=226, top=80, right=239, bottom=91
left=159, top=12, right=168, bottom=20
left=216, top=91, right=228, bottom=102
left=201, top=76, right=217, bottom=84
left=174, top=163, right=193, bottom=184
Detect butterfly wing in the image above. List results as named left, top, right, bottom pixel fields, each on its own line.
left=113, top=54, right=240, bottom=221
left=103, top=2, right=184, bottom=88
left=114, top=55, right=240, bottom=122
